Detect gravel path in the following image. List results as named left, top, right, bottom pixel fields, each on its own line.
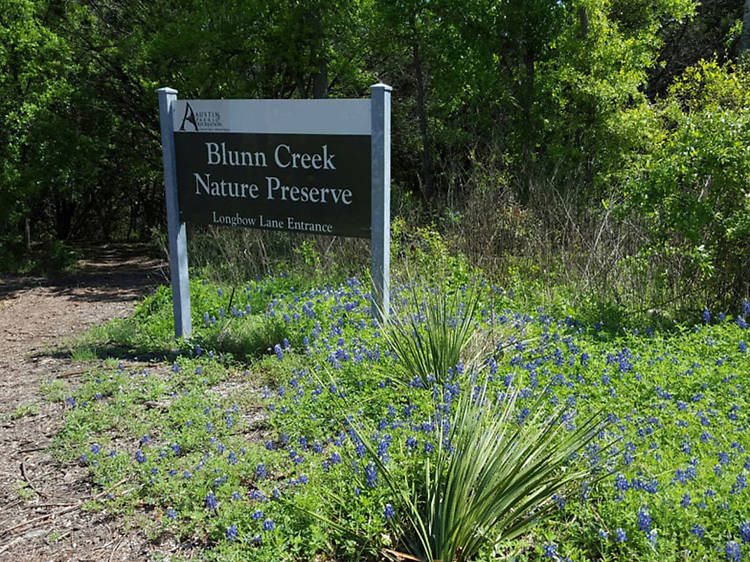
left=0, top=244, right=171, bottom=561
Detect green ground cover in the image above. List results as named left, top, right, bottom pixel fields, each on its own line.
left=51, top=269, right=750, bottom=561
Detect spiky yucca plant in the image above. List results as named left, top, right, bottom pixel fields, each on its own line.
left=384, top=285, right=482, bottom=387
left=355, top=382, right=610, bottom=562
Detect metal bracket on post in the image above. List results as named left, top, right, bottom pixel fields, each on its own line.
left=370, top=83, right=391, bottom=323
left=157, top=87, right=192, bottom=339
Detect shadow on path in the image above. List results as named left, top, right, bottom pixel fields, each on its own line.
left=0, top=243, right=168, bottom=303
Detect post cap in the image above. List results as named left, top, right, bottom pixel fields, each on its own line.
left=370, top=82, right=392, bottom=92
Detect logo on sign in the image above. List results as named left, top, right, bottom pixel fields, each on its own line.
left=179, top=102, right=224, bottom=132
left=179, top=102, right=198, bottom=131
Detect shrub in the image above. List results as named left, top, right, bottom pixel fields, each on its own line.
left=619, top=60, right=750, bottom=310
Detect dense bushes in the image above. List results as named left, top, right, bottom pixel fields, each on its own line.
left=619, top=60, right=750, bottom=310
left=1, top=0, right=749, bottom=314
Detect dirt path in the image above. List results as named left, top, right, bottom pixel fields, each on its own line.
left=0, top=244, right=171, bottom=561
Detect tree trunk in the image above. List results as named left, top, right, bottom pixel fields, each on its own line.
left=313, top=60, right=328, bottom=99
left=310, top=7, right=328, bottom=99
left=519, top=47, right=536, bottom=205
left=412, top=19, right=433, bottom=202
left=741, top=0, right=750, bottom=54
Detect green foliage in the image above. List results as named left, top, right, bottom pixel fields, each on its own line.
left=201, top=314, right=289, bottom=362
left=391, top=219, right=476, bottom=288
left=51, top=265, right=750, bottom=560
left=10, top=402, right=40, bottom=420
left=619, top=60, right=750, bottom=308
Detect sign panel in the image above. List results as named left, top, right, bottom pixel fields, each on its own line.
left=172, top=99, right=371, bottom=238
left=157, top=88, right=391, bottom=338
left=174, top=133, right=370, bottom=238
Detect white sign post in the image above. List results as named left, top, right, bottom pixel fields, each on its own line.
left=157, top=85, right=391, bottom=339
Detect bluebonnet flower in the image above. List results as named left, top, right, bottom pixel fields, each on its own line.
left=354, top=442, right=366, bottom=458
left=553, top=493, right=566, bottom=510
left=167, top=507, right=176, bottom=520
left=384, top=504, right=394, bottom=520
left=256, top=463, right=267, bottom=480
left=725, top=541, right=741, bottom=561
left=637, top=506, right=651, bottom=532
left=226, top=525, right=238, bottom=542
left=740, top=521, right=750, bottom=544
left=365, top=462, right=378, bottom=488
left=205, top=491, right=218, bottom=510
left=90, top=444, right=101, bottom=455
left=731, top=474, right=747, bottom=495
left=274, top=344, right=283, bottom=360
left=542, top=543, right=557, bottom=558
left=615, top=528, right=627, bottom=543
left=263, top=519, right=275, bottom=532
left=252, top=509, right=263, bottom=520
left=702, top=309, right=711, bottom=324
left=249, top=490, right=267, bottom=502
left=614, top=473, right=629, bottom=492
left=135, top=450, right=146, bottom=463
left=598, top=529, right=608, bottom=540
left=690, top=524, right=705, bottom=538
left=517, top=407, right=530, bottom=424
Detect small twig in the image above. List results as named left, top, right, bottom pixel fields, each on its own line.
left=382, top=548, right=422, bottom=561
left=20, top=458, right=46, bottom=498
left=107, top=537, right=124, bottom=562
left=17, top=446, right=47, bottom=454
left=93, top=537, right=117, bottom=552
left=48, top=529, right=72, bottom=544
left=56, top=369, right=90, bottom=379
